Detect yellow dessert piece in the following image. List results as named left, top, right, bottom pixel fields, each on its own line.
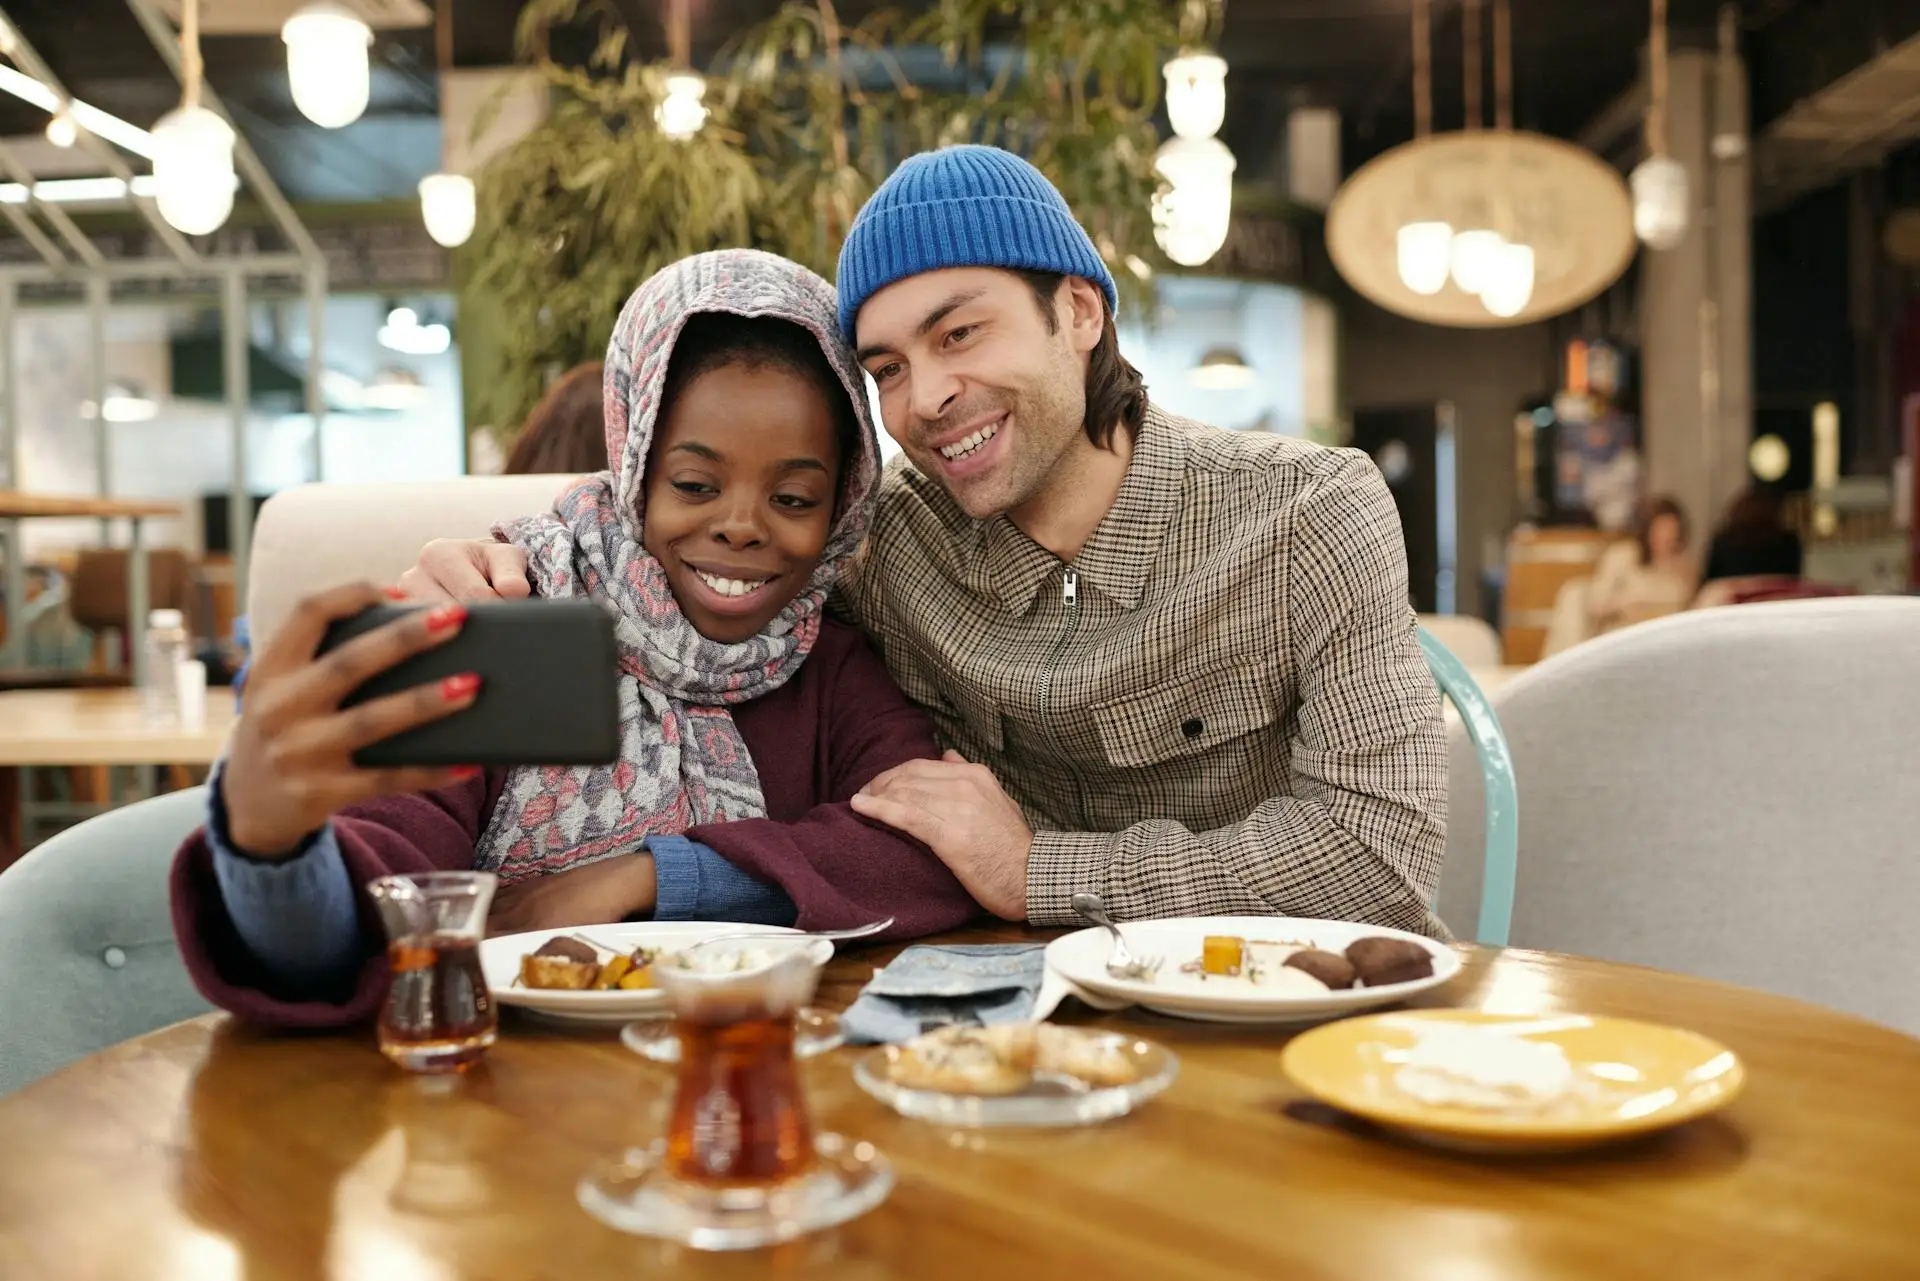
left=1201, top=935, right=1245, bottom=977
left=592, top=954, right=634, bottom=990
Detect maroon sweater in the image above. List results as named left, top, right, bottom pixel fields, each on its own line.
left=171, top=619, right=979, bottom=1028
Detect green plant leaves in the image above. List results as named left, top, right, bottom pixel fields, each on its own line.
left=465, top=0, right=1185, bottom=441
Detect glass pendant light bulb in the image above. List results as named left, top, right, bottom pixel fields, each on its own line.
left=1396, top=221, right=1453, bottom=295
left=282, top=3, right=374, bottom=129
left=151, top=104, right=235, bottom=235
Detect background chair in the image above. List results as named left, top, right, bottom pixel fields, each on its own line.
left=1419, top=627, right=1515, bottom=945
left=0, top=548, right=191, bottom=689
left=1439, top=597, right=1920, bottom=1034
left=246, top=474, right=577, bottom=650
left=1415, top=613, right=1503, bottom=669
left=0, top=785, right=211, bottom=1096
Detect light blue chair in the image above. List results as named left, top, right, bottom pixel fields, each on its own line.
left=1418, top=626, right=1516, bottom=946
left=0, top=785, right=212, bottom=1096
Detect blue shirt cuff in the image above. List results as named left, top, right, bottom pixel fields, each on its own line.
left=644, top=835, right=797, bottom=926
left=207, top=764, right=364, bottom=990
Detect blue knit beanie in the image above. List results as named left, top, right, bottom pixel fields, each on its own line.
left=835, top=145, right=1119, bottom=340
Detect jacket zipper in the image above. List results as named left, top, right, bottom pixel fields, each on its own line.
left=1038, top=568, right=1080, bottom=732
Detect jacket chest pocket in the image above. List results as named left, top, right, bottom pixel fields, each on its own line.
left=1092, top=665, right=1276, bottom=768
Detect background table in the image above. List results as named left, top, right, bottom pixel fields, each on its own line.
left=0, top=688, right=234, bottom=767
left=0, top=687, right=232, bottom=864
left=2, top=932, right=1916, bottom=1280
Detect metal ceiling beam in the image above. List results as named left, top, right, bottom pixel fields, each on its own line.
left=0, top=252, right=310, bottom=283
left=0, top=140, right=70, bottom=268
left=121, top=0, right=326, bottom=266
left=0, top=4, right=199, bottom=267
left=1751, top=32, right=1920, bottom=212
left=0, top=138, right=99, bottom=268
left=1746, top=0, right=1920, bottom=130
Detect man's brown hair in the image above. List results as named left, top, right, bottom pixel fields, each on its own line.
left=1009, top=269, right=1147, bottom=451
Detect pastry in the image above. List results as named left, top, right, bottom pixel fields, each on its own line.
left=519, top=953, right=600, bottom=990
left=520, top=936, right=603, bottom=989
left=1035, top=1025, right=1140, bottom=1087
left=883, top=1024, right=1038, bottom=1095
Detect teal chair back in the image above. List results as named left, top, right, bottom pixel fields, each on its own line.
left=1418, top=627, right=1517, bottom=946
left=0, top=786, right=212, bottom=1096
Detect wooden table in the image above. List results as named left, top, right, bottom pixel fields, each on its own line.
left=0, top=687, right=231, bottom=863
left=2, top=932, right=1917, bottom=1280
left=0, top=491, right=182, bottom=678
left=0, top=688, right=234, bottom=767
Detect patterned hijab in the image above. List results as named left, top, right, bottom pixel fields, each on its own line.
left=473, top=249, right=881, bottom=883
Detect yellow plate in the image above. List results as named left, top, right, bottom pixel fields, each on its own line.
left=1281, top=1009, right=1745, bottom=1154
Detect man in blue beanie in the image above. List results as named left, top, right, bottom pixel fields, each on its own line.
left=403, top=145, right=1448, bottom=938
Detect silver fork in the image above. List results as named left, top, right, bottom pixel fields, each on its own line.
left=1070, top=892, right=1162, bottom=981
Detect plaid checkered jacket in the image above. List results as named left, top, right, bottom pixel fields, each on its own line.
left=839, top=405, right=1450, bottom=938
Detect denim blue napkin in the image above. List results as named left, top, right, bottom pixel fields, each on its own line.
left=840, top=943, right=1048, bottom=1045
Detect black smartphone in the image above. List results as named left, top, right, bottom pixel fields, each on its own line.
left=318, top=599, right=621, bottom=768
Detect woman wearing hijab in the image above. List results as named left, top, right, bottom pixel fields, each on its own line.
left=171, top=250, right=977, bottom=1027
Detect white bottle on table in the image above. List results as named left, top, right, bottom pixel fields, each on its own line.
left=142, top=608, right=191, bottom=725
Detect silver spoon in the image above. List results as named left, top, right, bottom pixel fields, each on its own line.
left=1070, top=892, right=1162, bottom=981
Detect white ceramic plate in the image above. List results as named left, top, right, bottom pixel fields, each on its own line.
left=480, top=922, right=834, bottom=1025
left=1044, top=915, right=1460, bottom=1025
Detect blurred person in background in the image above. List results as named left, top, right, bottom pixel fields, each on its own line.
left=1693, top=488, right=1805, bottom=608
left=502, top=361, right=606, bottom=477
left=1586, top=495, right=1695, bottom=635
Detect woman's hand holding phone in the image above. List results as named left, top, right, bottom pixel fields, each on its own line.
left=222, top=583, right=483, bottom=858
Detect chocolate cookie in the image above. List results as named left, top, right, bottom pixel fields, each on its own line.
left=1344, top=936, right=1435, bottom=986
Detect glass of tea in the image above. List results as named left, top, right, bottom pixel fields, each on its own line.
left=367, top=871, right=499, bottom=1073
left=578, top=940, right=893, bottom=1250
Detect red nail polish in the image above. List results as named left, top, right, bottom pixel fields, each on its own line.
left=450, top=765, right=482, bottom=780
left=440, top=672, right=481, bottom=702
left=383, top=585, right=408, bottom=601
left=426, top=603, right=467, bottom=633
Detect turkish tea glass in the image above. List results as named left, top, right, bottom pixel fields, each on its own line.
left=367, top=872, right=499, bottom=1073
left=577, top=942, right=892, bottom=1250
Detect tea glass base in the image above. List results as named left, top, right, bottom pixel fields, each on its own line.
left=380, top=1028, right=497, bottom=1073
left=577, top=1133, right=893, bottom=1250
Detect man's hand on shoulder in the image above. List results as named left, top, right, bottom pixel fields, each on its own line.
left=850, top=751, right=1031, bottom=920
left=397, top=539, right=534, bottom=604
